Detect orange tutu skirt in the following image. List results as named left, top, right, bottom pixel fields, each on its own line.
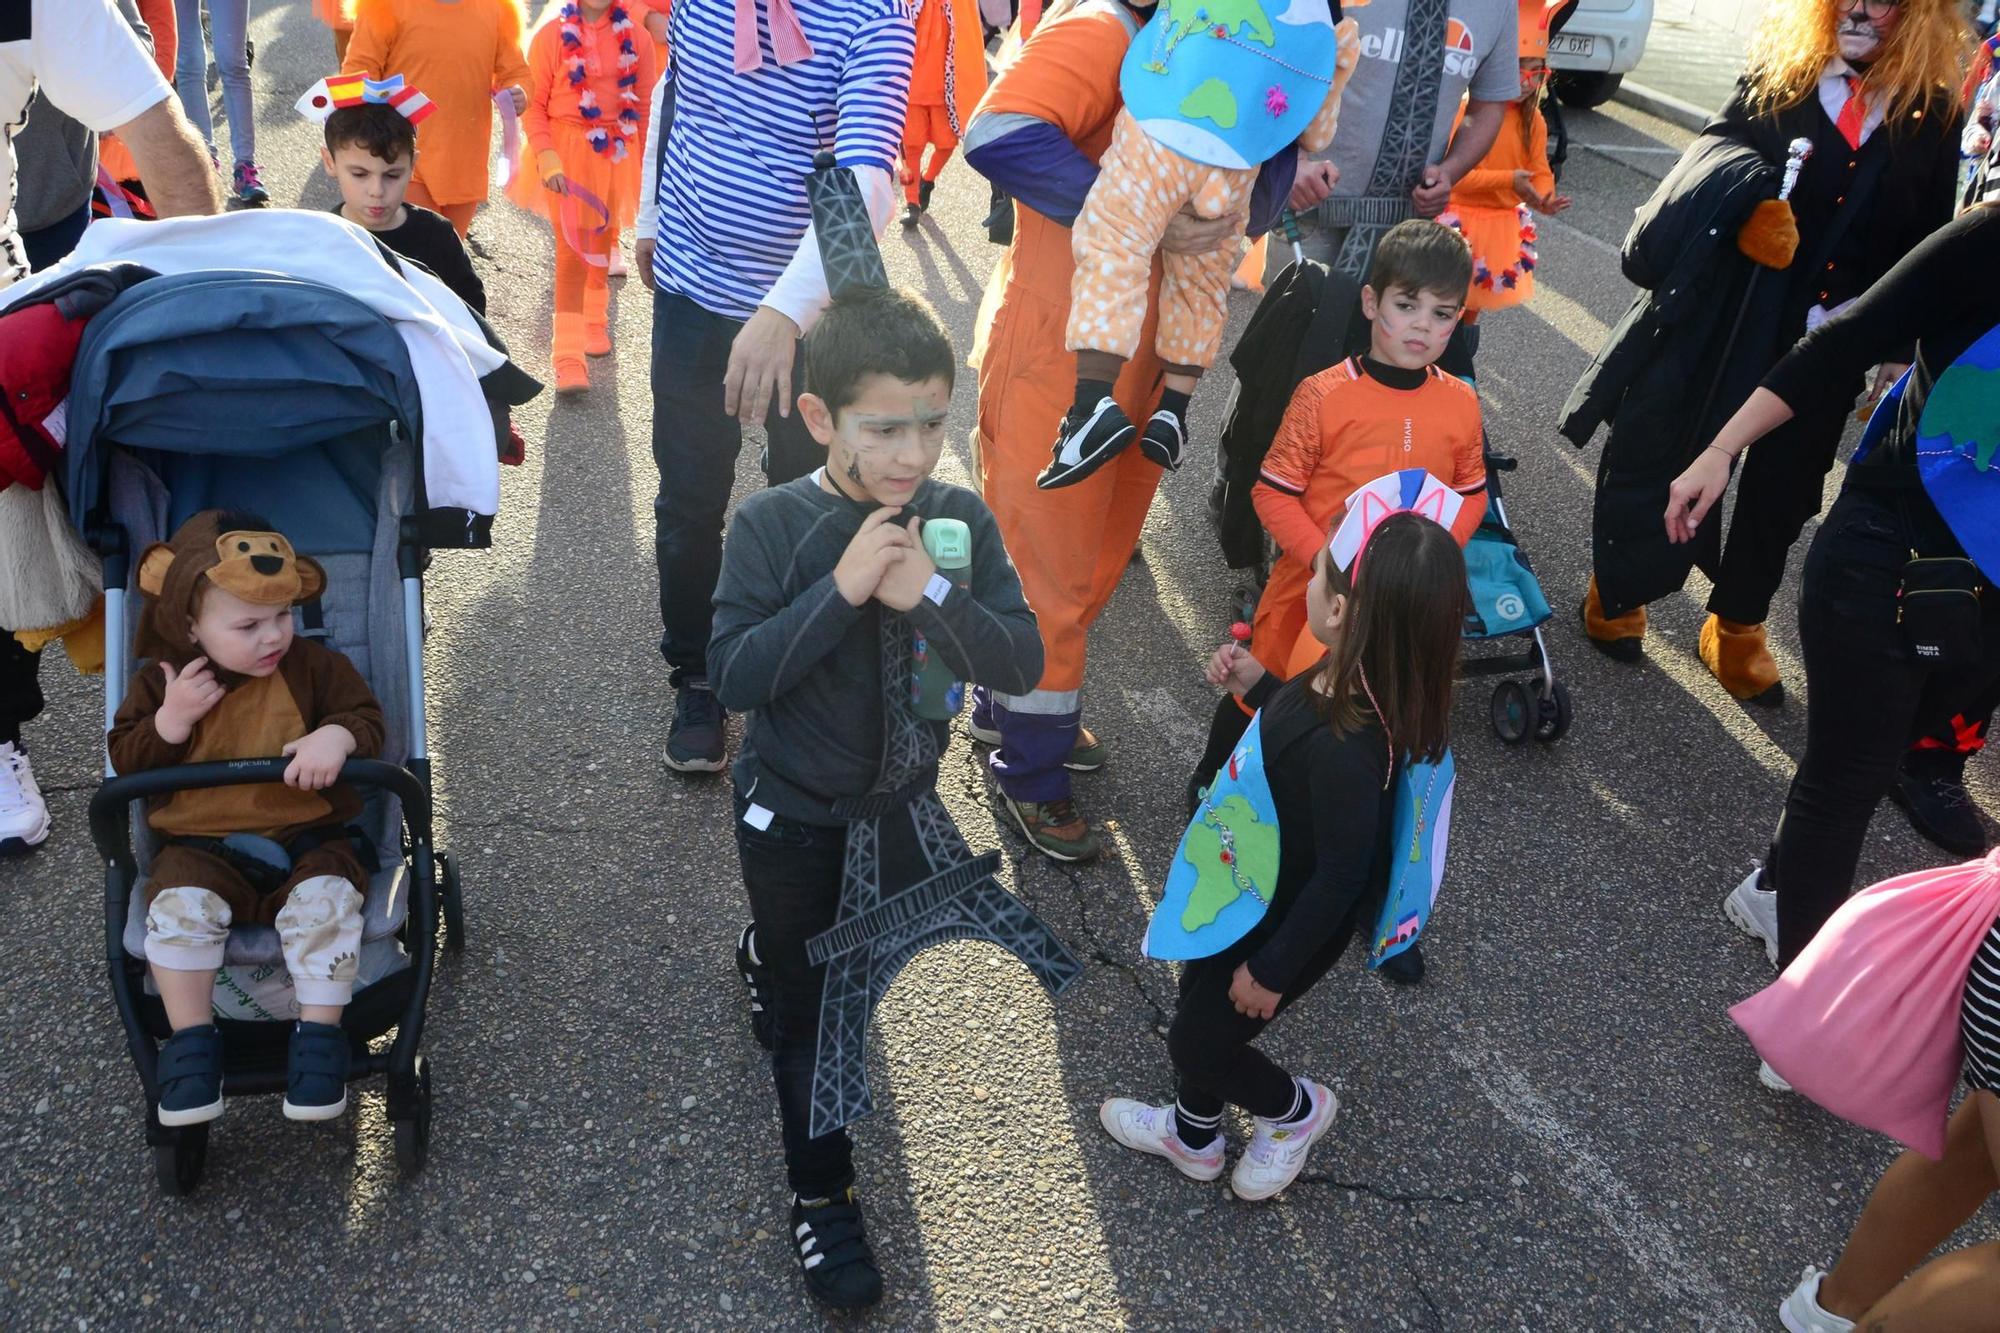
left=1442, top=203, right=1538, bottom=315
left=506, top=119, right=645, bottom=236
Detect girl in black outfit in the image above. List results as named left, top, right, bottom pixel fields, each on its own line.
left=1099, top=513, right=1467, bottom=1203
left=1669, top=204, right=2000, bottom=974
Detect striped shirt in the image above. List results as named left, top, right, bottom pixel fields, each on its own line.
left=655, top=0, right=914, bottom=321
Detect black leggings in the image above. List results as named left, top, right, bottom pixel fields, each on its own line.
left=0, top=634, right=43, bottom=747
left=1166, top=918, right=1358, bottom=1122
left=1766, top=485, right=2000, bottom=965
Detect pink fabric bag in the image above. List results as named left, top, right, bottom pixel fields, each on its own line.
left=1730, top=850, right=2000, bottom=1160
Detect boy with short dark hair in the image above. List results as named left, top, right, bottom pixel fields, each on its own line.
left=1248, top=218, right=1488, bottom=677
left=321, top=102, right=485, bottom=315
left=709, top=286, right=1043, bottom=1311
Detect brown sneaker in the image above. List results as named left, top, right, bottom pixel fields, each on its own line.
left=999, top=792, right=1102, bottom=863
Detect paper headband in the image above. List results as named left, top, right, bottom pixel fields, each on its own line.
left=296, top=73, right=437, bottom=126
left=1327, top=469, right=1464, bottom=576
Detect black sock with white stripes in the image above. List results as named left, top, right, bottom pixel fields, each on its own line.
left=1172, top=1099, right=1222, bottom=1149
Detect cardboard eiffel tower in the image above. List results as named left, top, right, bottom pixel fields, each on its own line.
left=800, top=153, right=1082, bottom=1138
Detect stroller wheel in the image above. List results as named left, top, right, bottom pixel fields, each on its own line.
left=438, top=854, right=466, bottom=952
left=1490, top=680, right=1533, bottom=745
left=154, top=1122, right=209, bottom=1197
left=391, top=1056, right=434, bottom=1177
left=1533, top=679, right=1573, bottom=744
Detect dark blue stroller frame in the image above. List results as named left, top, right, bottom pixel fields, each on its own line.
left=65, top=269, right=479, bottom=1195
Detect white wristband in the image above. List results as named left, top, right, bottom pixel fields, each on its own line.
left=922, top=573, right=953, bottom=606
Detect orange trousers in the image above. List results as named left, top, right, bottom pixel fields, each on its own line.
left=901, top=103, right=959, bottom=205
left=405, top=179, right=478, bottom=237
left=552, top=232, right=611, bottom=364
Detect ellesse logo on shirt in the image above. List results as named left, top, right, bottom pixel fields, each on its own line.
left=1358, top=17, right=1480, bottom=79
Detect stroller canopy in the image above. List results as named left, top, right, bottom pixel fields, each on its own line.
left=64, top=271, right=425, bottom=555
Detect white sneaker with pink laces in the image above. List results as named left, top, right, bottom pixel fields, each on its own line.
left=1098, top=1097, right=1225, bottom=1182
left=1231, top=1078, right=1338, bottom=1201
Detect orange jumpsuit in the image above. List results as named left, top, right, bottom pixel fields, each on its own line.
left=344, top=0, right=530, bottom=233
left=1249, top=359, right=1487, bottom=676
left=968, top=0, right=1164, bottom=803
left=507, top=7, right=657, bottom=378
left=1442, top=101, right=1553, bottom=315
left=901, top=0, right=987, bottom=206
left=314, top=0, right=356, bottom=64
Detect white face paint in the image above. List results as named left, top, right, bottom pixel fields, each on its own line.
left=818, top=373, right=952, bottom=507
left=1834, top=0, right=1899, bottom=65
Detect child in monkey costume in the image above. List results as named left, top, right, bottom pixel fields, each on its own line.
left=109, top=511, right=385, bottom=1127
left=1039, top=0, right=1358, bottom=490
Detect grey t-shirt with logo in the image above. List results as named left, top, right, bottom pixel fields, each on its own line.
left=1318, top=0, right=1520, bottom=196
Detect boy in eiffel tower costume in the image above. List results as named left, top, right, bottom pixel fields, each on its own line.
left=709, top=160, right=1076, bottom=1312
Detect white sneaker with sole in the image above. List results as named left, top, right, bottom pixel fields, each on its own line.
left=1779, top=1266, right=1854, bottom=1333
left=1231, top=1078, right=1337, bottom=1202
left=1759, top=1060, right=1793, bottom=1094
left=1723, top=866, right=1780, bottom=970
left=0, top=741, right=49, bottom=854
left=1098, top=1098, right=1225, bottom=1182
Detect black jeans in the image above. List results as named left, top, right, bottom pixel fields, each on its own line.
left=0, top=634, right=43, bottom=747
left=1166, top=916, right=1358, bottom=1122
left=21, top=200, right=90, bottom=274
left=732, top=788, right=855, bottom=1199
left=650, top=290, right=821, bottom=688
left=1767, top=485, right=2000, bottom=965
left=1708, top=378, right=1859, bottom=626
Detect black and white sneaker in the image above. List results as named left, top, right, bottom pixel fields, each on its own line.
left=737, top=923, right=776, bottom=1051
left=1038, top=397, right=1135, bottom=489
left=1888, top=764, right=1989, bottom=858
left=790, top=1189, right=883, bottom=1309
left=665, top=679, right=726, bottom=773
left=1138, top=407, right=1185, bottom=470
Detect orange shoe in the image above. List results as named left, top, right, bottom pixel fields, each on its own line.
left=585, top=322, right=612, bottom=357
left=554, top=356, right=589, bottom=393
left=1699, top=614, right=1784, bottom=705
left=1581, top=574, right=1646, bottom=662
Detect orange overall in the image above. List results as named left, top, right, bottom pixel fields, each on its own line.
left=969, top=1, right=1164, bottom=802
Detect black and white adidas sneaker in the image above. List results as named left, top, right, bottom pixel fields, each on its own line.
left=790, top=1189, right=883, bottom=1308
left=1038, top=396, right=1136, bottom=489
left=736, top=923, right=775, bottom=1051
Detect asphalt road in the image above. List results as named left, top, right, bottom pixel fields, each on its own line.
left=4, top=6, right=1995, bottom=1329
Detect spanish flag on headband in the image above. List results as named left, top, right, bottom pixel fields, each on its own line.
left=295, top=72, right=437, bottom=126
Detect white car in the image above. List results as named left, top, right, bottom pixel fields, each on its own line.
left=1547, top=0, right=1656, bottom=108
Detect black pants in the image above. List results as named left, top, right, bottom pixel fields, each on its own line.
left=649, top=290, right=820, bottom=688
left=1907, top=681, right=2000, bottom=773
left=731, top=788, right=855, bottom=1199
left=21, top=200, right=90, bottom=274
left=1707, top=379, right=1857, bottom=625
left=1766, top=485, right=2000, bottom=966
left=0, top=634, right=43, bottom=747
left=1166, top=917, right=1358, bottom=1122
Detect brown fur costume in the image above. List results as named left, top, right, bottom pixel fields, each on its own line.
left=107, top=511, right=385, bottom=924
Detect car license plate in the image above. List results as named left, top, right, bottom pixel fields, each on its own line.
left=1549, top=33, right=1597, bottom=56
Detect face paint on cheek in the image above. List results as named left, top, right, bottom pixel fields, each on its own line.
left=846, top=456, right=865, bottom=487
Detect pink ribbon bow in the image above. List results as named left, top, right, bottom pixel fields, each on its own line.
left=734, top=0, right=814, bottom=73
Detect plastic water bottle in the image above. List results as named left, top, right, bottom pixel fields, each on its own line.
left=912, top=518, right=972, bottom=720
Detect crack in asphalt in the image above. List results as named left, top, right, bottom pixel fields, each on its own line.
left=1297, top=1176, right=1486, bottom=1207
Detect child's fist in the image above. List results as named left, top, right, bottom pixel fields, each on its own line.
left=872, top=515, right=936, bottom=613
left=155, top=657, right=224, bottom=744
left=833, top=507, right=913, bottom=607
left=282, top=724, right=357, bottom=791
left=507, top=84, right=528, bottom=116
left=1205, top=642, right=1267, bottom=697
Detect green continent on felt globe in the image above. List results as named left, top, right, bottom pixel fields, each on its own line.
left=1164, top=0, right=1276, bottom=46
left=1180, top=78, right=1239, bottom=128
left=1922, top=364, right=2000, bottom=472
left=1179, top=794, right=1278, bottom=930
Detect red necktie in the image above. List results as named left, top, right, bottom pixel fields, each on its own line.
left=1837, top=75, right=1866, bottom=150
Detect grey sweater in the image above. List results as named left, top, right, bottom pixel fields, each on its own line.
left=711, top=473, right=1043, bottom=824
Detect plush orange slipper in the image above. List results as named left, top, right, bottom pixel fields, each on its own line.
left=585, top=322, right=612, bottom=357
left=1581, top=574, right=1647, bottom=662
left=553, top=312, right=589, bottom=393
left=1699, top=614, right=1784, bottom=705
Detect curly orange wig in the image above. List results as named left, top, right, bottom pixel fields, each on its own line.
left=1742, top=0, right=1972, bottom=131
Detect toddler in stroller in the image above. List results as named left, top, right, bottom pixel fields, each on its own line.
left=109, top=511, right=384, bottom=1127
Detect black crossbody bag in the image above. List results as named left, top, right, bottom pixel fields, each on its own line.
left=1899, top=555, right=1985, bottom=665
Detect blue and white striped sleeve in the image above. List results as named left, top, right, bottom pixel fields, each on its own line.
left=832, top=4, right=916, bottom=172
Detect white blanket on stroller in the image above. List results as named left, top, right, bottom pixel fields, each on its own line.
left=12, top=211, right=504, bottom=517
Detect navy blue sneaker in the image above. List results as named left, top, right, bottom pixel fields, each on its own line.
left=158, top=1025, right=224, bottom=1126
left=283, top=1021, right=350, bottom=1122
left=790, top=1189, right=883, bottom=1309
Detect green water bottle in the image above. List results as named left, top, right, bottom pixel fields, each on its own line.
left=912, top=518, right=972, bottom=720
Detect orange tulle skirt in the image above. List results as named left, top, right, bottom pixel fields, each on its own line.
left=506, top=118, right=645, bottom=235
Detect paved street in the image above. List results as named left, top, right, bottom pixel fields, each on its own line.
left=4, top=5, right=1996, bottom=1328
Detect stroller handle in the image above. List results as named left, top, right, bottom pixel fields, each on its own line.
left=87, top=758, right=432, bottom=871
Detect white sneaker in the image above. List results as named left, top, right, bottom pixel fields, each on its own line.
left=1098, top=1098, right=1225, bottom=1182
left=1759, top=1061, right=1793, bottom=1094
left=1780, top=1266, right=1855, bottom=1333
left=1723, top=867, right=1780, bottom=969
left=0, top=741, right=49, bottom=854
left=1230, top=1078, right=1337, bottom=1202
left=607, top=247, right=630, bottom=278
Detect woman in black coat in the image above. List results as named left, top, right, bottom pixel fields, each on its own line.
left=1562, top=0, right=1966, bottom=702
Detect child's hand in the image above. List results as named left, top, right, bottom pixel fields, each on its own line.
left=507, top=85, right=528, bottom=116
left=834, top=507, right=914, bottom=607
left=1512, top=170, right=1571, bottom=216
left=155, top=657, right=224, bottom=745
left=644, top=9, right=670, bottom=42
left=544, top=171, right=568, bottom=196
left=873, top=516, right=938, bottom=612
left=1229, top=963, right=1280, bottom=1020
left=1204, top=642, right=1267, bottom=697
left=281, top=724, right=357, bottom=791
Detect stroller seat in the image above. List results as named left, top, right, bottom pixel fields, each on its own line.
left=121, top=862, right=409, bottom=968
